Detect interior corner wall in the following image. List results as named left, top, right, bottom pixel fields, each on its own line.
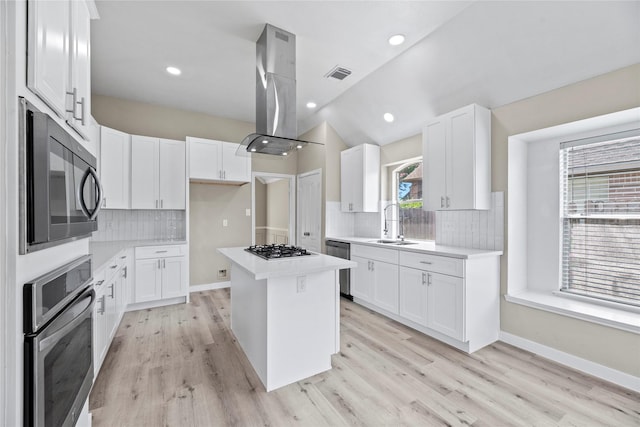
left=493, top=63, right=640, bottom=376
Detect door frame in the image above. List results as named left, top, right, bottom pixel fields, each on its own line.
left=296, top=168, right=323, bottom=252
left=251, top=172, right=296, bottom=246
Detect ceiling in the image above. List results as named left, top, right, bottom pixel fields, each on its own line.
left=91, top=1, right=640, bottom=147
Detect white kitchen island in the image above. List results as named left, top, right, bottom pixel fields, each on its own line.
left=218, top=247, right=356, bottom=391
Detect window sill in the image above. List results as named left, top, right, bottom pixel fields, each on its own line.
left=504, top=290, right=640, bottom=334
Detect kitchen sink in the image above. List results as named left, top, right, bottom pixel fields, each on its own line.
left=370, top=239, right=418, bottom=246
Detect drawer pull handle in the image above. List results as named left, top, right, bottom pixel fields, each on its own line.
left=155, top=250, right=168, bottom=253
left=419, top=261, right=432, bottom=265
left=120, top=256, right=127, bottom=259
left=110, top=265, right=117, bottom=269
left=94, top=280, right=104, bottom=286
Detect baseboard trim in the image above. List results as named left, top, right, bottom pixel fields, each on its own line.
left=189, top=281, right=230, bottom=293
left=499, top=331, right=640, bottom=393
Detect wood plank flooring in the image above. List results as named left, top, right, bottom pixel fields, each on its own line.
left=89, top=289, right=640, bottom=426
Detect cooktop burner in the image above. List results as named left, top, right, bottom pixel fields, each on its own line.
left=245, top=244, right=314, bottom=260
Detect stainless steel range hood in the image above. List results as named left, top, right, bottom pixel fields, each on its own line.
left=239, top=24, right=321, bottom=157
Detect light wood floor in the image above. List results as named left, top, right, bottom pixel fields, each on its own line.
left=89, top=289, right=640, bottom=426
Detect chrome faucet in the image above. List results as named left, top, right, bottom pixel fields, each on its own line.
left=383, top=203, right=405, bottom=241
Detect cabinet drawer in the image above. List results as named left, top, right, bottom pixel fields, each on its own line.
left=399, top=251, right=464, bottom=278
left=135, top=245, right=186, bottom=260
left=92, top=267, right=106, bottom=288
left=351, top=244, right=399, bottom=264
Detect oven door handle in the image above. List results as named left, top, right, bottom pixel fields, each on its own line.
left=79, top=167, right=103, bottom=221
left=39, top=289, right=95, bottom=353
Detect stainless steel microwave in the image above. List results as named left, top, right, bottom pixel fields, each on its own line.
left=19, top=98, right=103, bottom=254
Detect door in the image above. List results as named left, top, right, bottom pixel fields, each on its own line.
left=424, top=120, right=447, bottom=211
left=159, top=139, right=186, bottom=209
left=27, top=0, right=70, bottom=117
left=134, top=258, right=161, bottom=303
left=297, top=169, right=322, bottom=252
left=427, top=272, right=464, bottom=341
left=222, top=142, right=251, bottom=182
left=131, top=135, right=159, bottom=209
left=161, top=256, right=186, bottom=299
left=371, top=260, right=399, bottom=314
left=448, top=108, right=474, bottom=209
left=350, top=255, right=372, bottom=302
left=340, top=148, right=355, bottom=211
left=188, top=138, right=221, bottom=181
left=100, top=127, right=130, bottom=209
left=399, top=266, right=428, bottom=326
left=68, top=0, right=90, bottom=138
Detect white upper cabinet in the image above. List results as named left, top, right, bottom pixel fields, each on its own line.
left=340, top=143, right=380, bottom=212
left=131, top=136, right=186, bottom=209
left=27, top=0, right=93, bottom=140
left=100, top=126, right=131, bottom=209
left=423, top=104, right=491, bottom=211
left=187, top=137, right=251, bottom=184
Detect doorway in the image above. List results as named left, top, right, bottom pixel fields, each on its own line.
left=251, top=172, right=296, bottom=246
left=297, top=169, right=322, bottom=252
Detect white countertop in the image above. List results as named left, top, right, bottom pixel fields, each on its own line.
left=325, top=236, right=502, bottom=259
left=218, top=247, right=357, bottom=280
left=90, top=239, right=187, bottom=271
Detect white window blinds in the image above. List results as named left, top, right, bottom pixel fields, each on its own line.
left=560, top=130, right=640, bottom=307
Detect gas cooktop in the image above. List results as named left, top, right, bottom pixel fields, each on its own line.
left=245, top=244, right=314, bottom=260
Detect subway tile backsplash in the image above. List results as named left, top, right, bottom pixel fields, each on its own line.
left=92, top=209, right=186, bottom=242
left=326, top=192, right=504, bottom=251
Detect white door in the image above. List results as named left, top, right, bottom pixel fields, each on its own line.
left=159, top=139, right=186, bottom=209
left=371, top=260, right=399, bottom=313
left=424, top=120, right=447, bottom=211
left=134, top=258, right=161, bottom=303
left=131, top=135, right=159, bottom=209
left=100, top=127, right=130, bottom=209
left=161, top=256, right=186, bottom=299
left=188, top=137, right=222, bottom=181
left=399, top=266, right=428, bottom=326
left=68, top=0, right=90, bottom=138
left=222, top=142, right=251, bottom=182
left=427, top=272, right=464, bottom=341
left=297, top=169, right=322, bottom=252
left=350, top=256, right=372, bottom=302
left=448, top=108, right=475, bottom=209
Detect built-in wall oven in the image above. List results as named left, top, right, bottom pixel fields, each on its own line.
left=19, top=97, right=103, bottom=254
left=24, top=255, right=95, bottom=427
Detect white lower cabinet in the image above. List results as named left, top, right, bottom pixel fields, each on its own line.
left=134, top=245, right=187, bottom=304
left=351, top=243, right=499, bottom=353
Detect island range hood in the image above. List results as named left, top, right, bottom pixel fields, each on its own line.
left=238, top=24, right=322, bottom=156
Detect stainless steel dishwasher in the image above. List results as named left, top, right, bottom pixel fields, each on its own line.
left=325, top=240, right=352, bottom=300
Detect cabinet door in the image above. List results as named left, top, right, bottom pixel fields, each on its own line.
left=188, top=137, right=221, bottom=181
left=399, top=266, right=428, bottom=326
left=371, top=260, right=399, bottom=314
left=447, top=108, right=475, bottom=210
left=134, top=258, right=162, bottom=303
left=100, top=127, right=130, bottom=209
left=423, top=120, right=447, bottom=211
left=131, top=136, right=159, bottom=209
left=427, top=272, right=464, bottom=341
left=27, top=0, right=70, bottom=117
left=340, top=147, right=360, bottom=212
left=350, top=255, right=372, bottom=302
left=161, top=256, right=186, bottom=299
left=159, top=139, right=186, bottom=209
left=222, top=142, right=251, bottom=182
left=104, top=277, right=118, bottom=339
left=67, top=0, right=91, bottom=138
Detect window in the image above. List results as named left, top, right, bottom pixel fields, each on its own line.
left=390, top=160, right=435, bottom=240
left=560, top=130, right=640, bottom=307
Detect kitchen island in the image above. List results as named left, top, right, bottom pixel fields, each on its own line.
left=218, top=247, right=356, bottom=391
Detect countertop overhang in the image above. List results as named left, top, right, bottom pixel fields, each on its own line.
left=218, top=247, right=356, bottom=280
left=325, top=236, right=503, bottom=259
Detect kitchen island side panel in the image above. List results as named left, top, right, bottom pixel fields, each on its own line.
left=266, top=270, right=336, bottom=391
left=230, top=264, right=268, bottom=385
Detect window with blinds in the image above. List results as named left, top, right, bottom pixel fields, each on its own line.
left=560, top=130, right=640, bottom=307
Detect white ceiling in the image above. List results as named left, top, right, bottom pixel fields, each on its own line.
left=91, top=1, right=640, bottom=146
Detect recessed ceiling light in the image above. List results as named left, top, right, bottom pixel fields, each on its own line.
left=306, top=101, right=317, bottom=109
left=388, top=34, right=405, bottom=46
left=251, top=148, right=257, bottom=152
left=282, top=152, right=288, bottom=156
left=166, top=66, right=181, bottom=76
left=384, top=113, right=395, bottom=123
left=262, top=139, right=269, bottom=144
left=296, top=144, right=303, bottom=149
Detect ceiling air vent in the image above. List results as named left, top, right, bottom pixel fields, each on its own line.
left=325, top=65, right=352, bottom=80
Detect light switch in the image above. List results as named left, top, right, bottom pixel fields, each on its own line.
left=223, top=219, right=228, bottom=227
left=296, top=276, right=307, bottom=293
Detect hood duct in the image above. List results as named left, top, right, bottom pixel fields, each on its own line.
left=239, top=24, right=321, bottom=156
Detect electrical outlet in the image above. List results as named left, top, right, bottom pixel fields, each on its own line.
left=246, top=208, right=251, bottom=216
left=223, top=219, right=228, bottom=227
left=218, top=269, right=227, bottom=278
left=296, top=276, right=306, bottom=293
